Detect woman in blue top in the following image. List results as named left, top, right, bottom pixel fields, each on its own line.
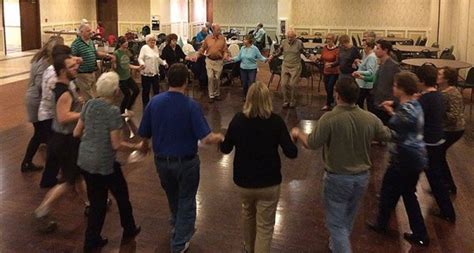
left=368, top=71, right=430, bottom=247
left=231, top=35, right=267, bottom=101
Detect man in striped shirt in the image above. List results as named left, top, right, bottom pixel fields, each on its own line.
left=71, top=24, right=115, bottom=101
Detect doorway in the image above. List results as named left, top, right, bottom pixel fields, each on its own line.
left=3, top=0, right=21, bottom=54
left=96, top=0, right=118, bottom=39
left=2, top=0, right=41, bottom=54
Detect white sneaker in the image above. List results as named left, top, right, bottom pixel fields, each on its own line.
left=180, top=242, right=190, bottom=253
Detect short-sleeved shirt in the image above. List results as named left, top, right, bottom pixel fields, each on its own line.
left=114, top=49, right=131, bottom=80
left=138, top=91, right=211, bottom=156
left=71, top=37, right=97, bottom=73
left=77, top=99, right=123, bottom=175
left=200, top=34, right=228, bottom=60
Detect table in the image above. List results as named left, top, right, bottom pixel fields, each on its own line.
left=44, top=30, right=78, bottom=36
left=303, top=42, right=325, bottom=49
left=376, top=37, right=411, bottom=43
left=401, top=58, right=472, bottom=69
left=394, top=45, right=440, bottom=53
left=227, top=39, right=243, bottom=45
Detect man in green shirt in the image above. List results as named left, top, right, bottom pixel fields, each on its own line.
left=291, top=78, right=392, bottom=253
left=71, top=24, right=115, bottom=101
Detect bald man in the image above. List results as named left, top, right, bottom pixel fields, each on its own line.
left=269, top=30, right=304, bottom=108
left=71, top=24, right=115, bottom=101
left=197, top=23, right=229, bottom=103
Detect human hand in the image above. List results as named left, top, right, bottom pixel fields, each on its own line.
left=136, top=141, right=150, bottom=153
left=352, top=72, right=362, bottom=79
left=109, top=54, right=116, bottom=62
left=379, top=100, right=395, bottom=115
left=290, top=127, right=301, bottom=143
left=77, top=96, right=85, bottom=105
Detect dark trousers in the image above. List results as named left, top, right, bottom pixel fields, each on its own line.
left=141, top=75, right=160, bottom=110
left=357, top=88, right=372, bottom=109
left=440, top=130, right=464, bottom=190
left=40, top=141, right=60, bottom=187
left=425, top=145, right=456, bottom=219
left=371, top=106, right=391, bottom=125
left=240, top=68, right=257, bottom=97
left=119, top=77, right=139, bottom=113
left=82, top=162, right=136, bottom=245
left=22, top=119, right=52, bottom=165
left=154, top=156, right=200, bottom=252
left=323, top=74, right=338, bottom=106
left=377, top=147, right=428, bottom=237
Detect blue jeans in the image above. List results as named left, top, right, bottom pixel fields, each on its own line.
left=323, top=171, right=369, bottom=253
left=240, top=68, right=257, bottom=97
left=323, top=74, right=338, bottom=106
left=154, top=156, right=200, bottom=252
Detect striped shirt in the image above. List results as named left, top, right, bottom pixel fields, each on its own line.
left=71, top=37, right=97, bottom=73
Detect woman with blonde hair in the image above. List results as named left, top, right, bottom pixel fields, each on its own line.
left=220, top=81, right=297, bottom=253
left=22, top=36, right=64, bottom=172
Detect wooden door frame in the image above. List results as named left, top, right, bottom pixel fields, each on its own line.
left=1, top=0, right=5, bottom=55
left=96, top=0, right=118, bottom=39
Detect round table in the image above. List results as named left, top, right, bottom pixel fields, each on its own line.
left=303, top=42, right=325, bottom=49
left=401, top=58, right=472, bottom=69
left=394, top=45, right=440, bottom=53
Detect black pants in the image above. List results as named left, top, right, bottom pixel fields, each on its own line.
left=440, top=130, right=464, bottom=190
left=141, top=75, right=160, bottom=110
left=323, top=74, right=338, bottom=106
left=377, top=147, right=428, bottom=237
left=119, top=77, right=139, bottom=113
left=22, top=119, right=52, bottom=165
left=48, top=132, right=81, bottom=184
left=371, top=106, right=391, bottom=126
left=425, top=145, right=456, bottom=219
left=357, top=88, right=372, bottom=109
left=82, top=162, right=136, bottom=245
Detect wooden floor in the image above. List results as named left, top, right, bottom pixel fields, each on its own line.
left=0, top=62, right=473, bottom=253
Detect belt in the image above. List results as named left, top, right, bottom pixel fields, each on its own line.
left=155, top=154, right=196, bottom=161
left=324, top=169, right=369, bottom=176
left=207, top=56, right=223, bottom=61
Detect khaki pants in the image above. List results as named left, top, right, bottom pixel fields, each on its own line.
left=205, top=58, right=224, bottom=98
left=75, top=73, right=96, bottom=101
left=281, top=64, right=302, bottom=105
left=239, top=184, right=280, bottom=253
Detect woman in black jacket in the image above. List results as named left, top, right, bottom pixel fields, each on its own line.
left=160, top=33, right=187, bottom=67
left=220, top=81, right=297, bottom=253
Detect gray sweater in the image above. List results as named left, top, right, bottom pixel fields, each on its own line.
left=371, top=58, right=400, bottom=105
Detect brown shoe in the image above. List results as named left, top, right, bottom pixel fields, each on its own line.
left=282, top=102, right=289, bottom=108
left=32, top=213, right=57, bottom=233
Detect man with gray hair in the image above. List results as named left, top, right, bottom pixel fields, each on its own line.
left=269, top=30, right=304, bottom=108
left=71, top=23, right=116, bottom=101
left=197, top=23, right=229, bottom=103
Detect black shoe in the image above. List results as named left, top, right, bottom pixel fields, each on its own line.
left=208, top=97, right=215, bottom=103
left=366, top=221, right=388, bottom=234
left=214, top=96, right=222, bottom=101
left=432, top=211, right=456, bottom=223
left=122, top=226, right=141, bottom=241
left=21, top=163, right=43, bottom=172
left=84, top=237, right=108, bottom=251
left=403, top=232, right=430, bottom=247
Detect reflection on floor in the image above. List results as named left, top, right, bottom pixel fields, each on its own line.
left=0, top=62, right=473, bottom=252
left=0, top=51, right=37, bottom=86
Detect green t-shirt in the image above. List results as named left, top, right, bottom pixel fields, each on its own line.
left=114, top=49, right=131, bottom=80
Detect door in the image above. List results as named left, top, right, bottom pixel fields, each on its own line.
left=97, top=0, right=118, bottom=39
left=19, top=0, right=41, bottom=51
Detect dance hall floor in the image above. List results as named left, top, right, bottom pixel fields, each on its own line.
left=0, top=63, right=473, bottom=253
